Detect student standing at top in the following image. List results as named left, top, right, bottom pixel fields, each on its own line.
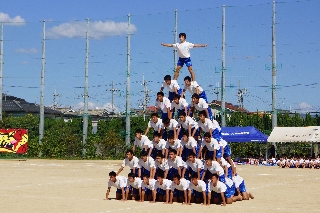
left=161, top=33, right=208, bottom=81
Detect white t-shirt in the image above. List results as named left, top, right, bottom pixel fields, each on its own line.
left=212, top=120, right=221, bottom=131
left=171, top=178, right=190, bottom=191
left=184, top=81, right=204, bottom=94
left=150, top=139, right=167, bottom=151
left=191, top=98, right=209, bottom=111
left=121, top=156, right=140, bottom=169
left=208, top=180, right=227, bottom=193
left=155, top=179, right=172, bottom=190
left=138, top=157, right=156, bottom=171
left=173, top=41, right=194, bottom=58
left=155, top=159, right=170, bottom=171
left=186, top=158, right=204, bottom=172
left=108, top=176, right=127, bottom=189
left=127, top=177, right=142, bottom=189
left=225, top=178, right=234, bottom=188
left=221, top=157, right=235, bottom=168
left=155, top=97, right=171, bottom=113
left=201, top=138, right=220, bottom=152
left=171, top=98, right=189, bottom=110
left=163, top=119, right=178, bottom=131
left=219, top=139, right=228, bottom=148
left=148, top=118, right=163, bottom=132
left=142, top=179, right=157, bottom=190
left=178, top=116, right=199, bottom=129
left=166, top=139, right=182, bottom=150
left=168, top=156, right=187, bottom=169
left=232, top=175, right=244, bottom=188
left=134, top=135, right=151, bottom=149
left=204, top=161, right=224, bottom=176
left=197, top=118, right=214, bottom=133
left=181, top=136, right=197, bottom=149
left=161, top=80, right=181, bottom=92
left=189, top=180, right=206, bottom=192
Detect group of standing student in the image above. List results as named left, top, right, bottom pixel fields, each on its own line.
left=105, top=33, right=254, bottom=206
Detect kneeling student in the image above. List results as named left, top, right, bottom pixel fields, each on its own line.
left=105, top=171, right=127, bottom=201
left=126, top=173, right=143, bottom=201
left=141, top=174, right=157, bottom=203
left=232, top=174, right=254, bottom=200
left=155, top=172, right=172, bottom=203
left=207, top=173, right=235, bottom=206
left=170, top=174, right=190, bottom=204
left=188, top=173, right=208, bottom=205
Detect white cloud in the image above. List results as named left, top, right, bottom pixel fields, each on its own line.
left=15, top=48, right=37, bottom=54
left=47, top=20, right=137, bottom=39
left=297, top=102, right=316, bottom=113
left=0, top=12, right=25, bottom=26
left=74, top=102, right=119, bottom=113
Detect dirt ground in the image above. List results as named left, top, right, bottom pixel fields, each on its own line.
left=0, top=159, right=319, bottom=213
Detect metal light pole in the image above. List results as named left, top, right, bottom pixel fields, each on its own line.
left=272, top=1, right=277, bottom=129
left=125, top=14, right=131, bottom=146
left=221, top=5, right=226, bottom=127
left=0, top=22, right=3, bottom=121
left=173, top=9, right=178, bottom=72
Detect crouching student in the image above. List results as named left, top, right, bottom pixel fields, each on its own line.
left=155, top=153, right=170, bottom=179
left=167, top=149, right=187, bottom=180
left=105, top=171, right=127, bottom=201
left=138, top=151, right=156, bottom=178
left=116, top=149, right=140, bottom=177
left=184, top=152, right=204, bottom=180
left=133, top=129, right=152, bottom=155
left=126, top=173, right=143, bottom=201
left=200, top=132, right=222, bottom=163
left=150, top=132, right=166, bottom=158
left=188, top=173, right=208, bottom=205
left=170, top=174, right=190, bottom=204
left=155, top=172, right=172, bottom=203
left=207, top=173, right=240, bottom=206
left=202, top=157, right=225, bottom=183
left=141, top=174, right=157, bottom=202
left=232, top=174, right=254, bottom=200
left=180, top=130, right=198, bottom=161
left=165, top=134, right=182, bottom=158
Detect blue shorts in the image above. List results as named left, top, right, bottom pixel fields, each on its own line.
left=239, top=180, right=247, bottom=193
left=173, top=189, right=185, bottom=197
left=144, top=188, right=153, bottom=195
left=116, top=187, right=127, bottom=194
left=208, top=107, right=213, bottom=120
left=224, top=185, right=233, bottom=199
left=151, top=148, right=163, bottom=159
left=167, top=167, right=178, bottom=181
left=162, top=130, right=174, bottom=141
left=132, top=188, right=140, bottom=195
left=157, top=188, right=166, bottom=196
left=224, top=145, right=231, bottom=158
left=177, top=57, right=192, bottom=67
left=219, top=174, right=226, bottom=183
left=130, top=168, right=139, bottom=177
left=168, top=89, right=182, bottom=102
left=212, top=128, right=221, bottom=141
left=193, top=190, right=204, bottom=198
left=182, top=147, right=192, bottom=161
left=161, top=112, right=169, bottom=120
left=213, top=191, right=222, bottom=198
left=198, top=91, right=208, bottom=103
left=216, top=148, right=222, bottom=159
left=186, top=169, right=204, bottom=181
left=155, top=168, right=166, bottom=179
left=227, top=167, right=232, bottom=179
left=141, top=167, right=151, bottom=178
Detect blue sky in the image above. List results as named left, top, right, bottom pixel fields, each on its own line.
left=1, top=0, right=319, bottom=113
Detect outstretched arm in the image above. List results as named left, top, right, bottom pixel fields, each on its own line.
left=194, top=44, right=208, bottom=48
left=161, top=43, right=173, bottom=47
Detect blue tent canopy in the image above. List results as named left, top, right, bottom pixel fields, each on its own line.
left=220, top=126, right=268, bottom=143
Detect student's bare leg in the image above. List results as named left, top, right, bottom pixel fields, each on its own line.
left=227, top=156, right=235, bottom=176
left=147, top=194, right=153, bottom=201
left=241, top=192, right=249, bottom=200
left=116, top=193, right=122, bottom=200
left=173, top=196, right=178, bottom=202
left=173, top=66, right=182, bottom=80
left=226, top=197, right=233, bottom=204
left=187, top=66, right=196, bottom=81
left=247, top=192, right=254, bottom=199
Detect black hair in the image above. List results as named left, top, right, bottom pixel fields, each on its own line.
left=173, top=173, right=181, bottom=180
left=109, top=171, right=117, bottom=177
left=178, top=111, right=186, bottom=117
left=167, top=134, right=174, bottom=140
left=126, top=149, right=134, bottom=155
left=142, top=174, right=150, bottom=179
left=182, top=131, right=189, bottom=136
left=184, top=76, right=192, bottom=82
left=173, top=94, right=181, bottom=100
left=164, top=75, right=171, bottom=81
left=192, top=93, right=200, bottom=99
left=162, top=118, right=170, bottom=124
left=151, top=113, right=159, bottom=117
left=198, top=110, right=206, bottom=117
left=153, top=132, right=161, bottom=138
left=211, top=173, right=219, bottom=179
left=157, top=91, right=164, bottom=97
left=191, top=173, right=198, bottom=179
left=179, top=33, right=186, bottom=39
left=157, top=171, right=165, bottom=178
left=128, top=173, right=135, bottom=178
left=135, top=128, right=143, bottom=134
left=205, top=156, right=213, bottom=161
left=169, top=149, right=177, bottom=155
left=188, top=152, right=196, bottom=157
left=140, top=151, right=148, bottom=157
left=156, top=153, right=164, bottom=158
left=204, top=132, right=211, bottom=138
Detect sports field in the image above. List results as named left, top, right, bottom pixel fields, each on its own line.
left=0, top=159, right=319, bottom=213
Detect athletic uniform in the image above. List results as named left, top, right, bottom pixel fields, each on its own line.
left=134, top=135, right=151, bottom=153
left=127, top=177, right=142, bottom=195
left=208, top=180, right=232, bottom=199
left=155, top=97, right=171, bottom=120
left=150, top=139, right=166, bottom=158
left=171, top=178, right=190, bottom=198
left=180, top=136, right=198, bottom=161
left=191, top=98, right=213, bottom=120
left=189, top=180, right=207, bottom=198
left=122, top=156, right=140, bottom=176
left=166, top=139, right=182, bottom=153
left=167, top=156, right=187, bottom=180
left=173, top=41, right=194, bottom=67
left=161, top=80, right=182, bottom=101
left=147, top=118, right=163, bottom=135
left=108, top=176, right=127, bottom=194
left=204, top=161, right=225, bottom=182
left=138, top=157, right=156, bottom=178
left=185, top=158, right=204, bottom=180
left=142, top=179, right=157, bottom=196
left=155, top=179, right=172, bottom=196
left=232, top=174, right=247, bottom=193
left=171, top=97, right=189, bottom=116
left=155, top=159, right=170, bottom=178
left=162, top=119, right=178, bottom=140
left=201, top=138, right=221, bottom=160
left=184, top=81, right=208, bottom=103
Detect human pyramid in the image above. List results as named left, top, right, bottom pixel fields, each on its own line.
left=106, top=33, right=254, bottom=206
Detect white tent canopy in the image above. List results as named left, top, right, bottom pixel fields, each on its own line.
left=268, top=126, right=320, bottom=143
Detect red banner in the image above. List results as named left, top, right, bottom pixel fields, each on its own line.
left=0, top=129, right=28, bottom=154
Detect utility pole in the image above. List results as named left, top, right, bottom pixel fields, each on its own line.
left=109, top=81, right=119, bottom=114
left=53, top=89, right=60, bottom=110
left=125, top=14, right=131, bottom=146
left=173, top=9, right=178, bottom=72
left=0, top=22, right=3, bottom=121
left=82, top=18, right=89, bottom=158
left=39, top=20, right=46, bottom=156
left=214, top=82, right=220, bottom=101
left=272, top=1, right=277, bottom=129
left=221, top=5, right=226, bottom=127
left=237, top=80, right=247, bottom=109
